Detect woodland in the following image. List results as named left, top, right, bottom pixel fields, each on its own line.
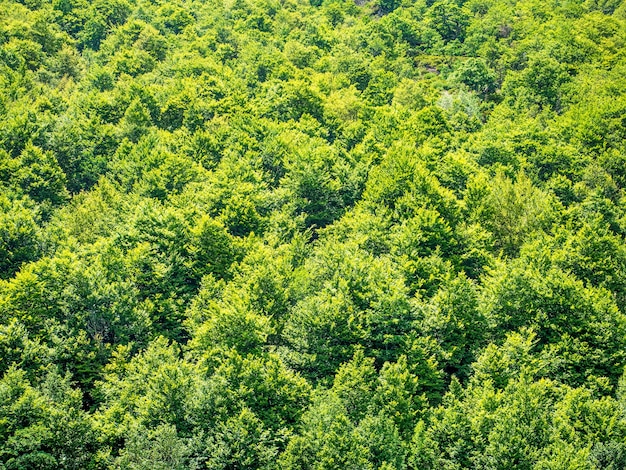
left=1, top=0, right=626, bottom=468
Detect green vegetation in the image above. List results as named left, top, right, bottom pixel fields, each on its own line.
left=1, top=0, right=626, bottom=467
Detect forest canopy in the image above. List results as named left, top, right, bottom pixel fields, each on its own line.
left=1, top=0, right=626, bottom=468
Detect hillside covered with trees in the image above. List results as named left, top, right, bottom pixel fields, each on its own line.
left=1, top=0, right=626, bottom=467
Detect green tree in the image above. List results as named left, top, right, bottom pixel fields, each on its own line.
left=0, top=195, right=40, bottom=279
left=15, top=144, right=69, bottom=208
left=465, top=171, right=557, bottom=256
left=416, top=273, right=486, bottom=380
left=480, top=260, right=626, bottom=387
left=281, top=242, right=414, bottom=380
left=0, top=368, right=97, bottom=469
left=426, top=0, right=470, bottom=42
left=113, top=424, right=192, bottom=470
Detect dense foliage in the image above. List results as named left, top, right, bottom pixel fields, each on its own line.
left=1, top=0, right=626, bottom=467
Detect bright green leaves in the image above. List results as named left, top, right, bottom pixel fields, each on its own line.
left=282, top=242, right=414, bottom=380
left=450, top=58, right=498, bottom=96
left=426, top=0, right=470, bottom=43
left=0, top=195, right=41, bottom=280
left=1, top=0, right=626, bottom=467
left=95, top=337, right=311, bottom=467
left=193, top=352, right=312, bottom=434
left=204, top=408, right=279, bottom=470
left=502, top=53, right=571, bottom=112
left=0, top=319, right=51, bottom=378
left=281, top=349, right=432, bottom=469
left=110, top=134, right=204, bottom=200
left=416, top=273, right=486, bottom=380
left=279, top=391, right=373, bottom=470
left=363, top=146, right=458, bottom=223
left=465, top=171, right=558, bottom=256
left=261, top=79, right=324, bottom=122
left=480, top=260, right=626, bottom=387
left=279, top=132, right=353, bottom=229
left=373, top=355, right=425, bottom=438
left=417, top=375, right=626, bottom=470
left=113, top=423, right=193, bottom=470
left=0, top=368, right=96, bottom=469
left=188, top=288, right=272, bottom=358
left=120, top=99, right=152, bottom=142
left=0, top=145, right=69, bottom=217
left=15, top=145, right=69, bottom=208
left=332, top=349, right=378, bottom=422
left=280, top=391, right=406, bottom=470
left=96, top=339, right=194, bottom=436
left=188, top=215, right=237, bottom=282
